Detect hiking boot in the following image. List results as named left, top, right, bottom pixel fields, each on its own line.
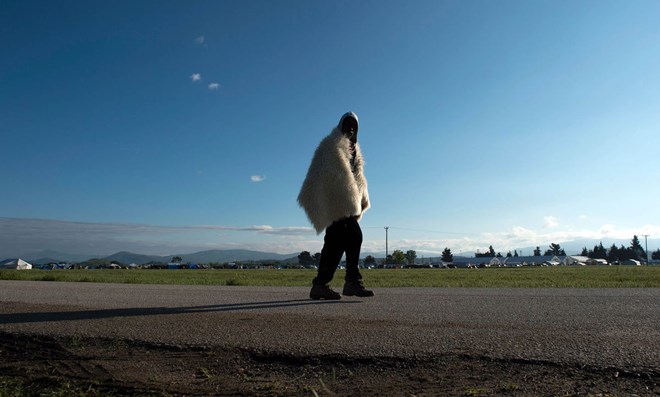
left=342, top=280, right=374, bottom=297
left=310, top=285, right=341, bottom=300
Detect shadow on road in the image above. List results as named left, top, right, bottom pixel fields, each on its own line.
left=1, top=299, right=359, bottom=324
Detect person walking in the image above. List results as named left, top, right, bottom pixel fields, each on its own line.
left=298, top=111, right=374, bottom=300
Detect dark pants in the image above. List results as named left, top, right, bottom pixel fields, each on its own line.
left=312, top=216, right=363, bottom=286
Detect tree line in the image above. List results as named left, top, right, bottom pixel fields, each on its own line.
left=580, top=235, right=653, bottom=262
left=298, top=235, right=655, bottom=266
left=297, top=249, right=422, bottom=267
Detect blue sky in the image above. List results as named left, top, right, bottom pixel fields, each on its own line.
left=1, top=0, right=659, bottom=258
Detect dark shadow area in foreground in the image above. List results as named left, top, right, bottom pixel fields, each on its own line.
left=1, top=299, right=358, bottom=324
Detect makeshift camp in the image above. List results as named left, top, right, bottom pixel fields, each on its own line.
left=1, top=258, right=33, bottom=270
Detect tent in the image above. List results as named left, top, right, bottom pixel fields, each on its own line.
left=563, top=256, right=589, bottom=266
left=2, top=258, right=33, bottom=270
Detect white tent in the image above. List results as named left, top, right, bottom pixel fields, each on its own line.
left=563, top=256, right=589, bottom=266
left=2, top=258, right=33, bottom=270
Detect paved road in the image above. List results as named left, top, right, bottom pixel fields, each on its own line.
left=1, top=281, right=658, bottom=373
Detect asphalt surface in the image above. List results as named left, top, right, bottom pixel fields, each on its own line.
left=1, top=281, right=658, bottom=373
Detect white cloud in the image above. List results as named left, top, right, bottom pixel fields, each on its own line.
left=250, top=175, right=265, bottom=182
left=599, top=224, right=616, bottom=235
left=543, top=216, right=559, bottom=228
left=190, top=73, right=201, bottom=82
left=208, top=83, right=220, bottom=90
left=195, top=36, right=205, bottom=45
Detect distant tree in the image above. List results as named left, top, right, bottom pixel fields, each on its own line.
left=619, top=244, right=632, bottom=261
left=391, top=250, right=405, bottom=265
left=544, top=243, right=565, bottom=256
left=597, top=242, right=607, bottom=259
left=506, top=251, right=512, bottom=258
left=588, top=242, right=607, bottom=259
left=441, top=248, right=453, bottom=263
left=312, top=252, right=322, bottom=265
left=630, top=235, right=646, bottom=261
left=488, top=245, right=496, bottom=257
left=364, top=255, right=376, bottom=266
left=514, top=250, right=519, bottom=257
left=405, top=250, right=417, bottom=266
left=298, top=251, right=313, bottom=267
left=171, top=256, right=182, bottom=263
left=581, top=247, right=589, bottom=256
left=476, top=245, right=496, bottom=258
left=533, top=246, right=541, bottom=256
left=496, top=252, right=503, bottom=258
left=652, top=249, right=660, bottom=260
left=607, top=244, right=619, bottom=263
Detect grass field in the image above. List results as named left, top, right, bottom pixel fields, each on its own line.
left=1, top=266, right=659, bottom=288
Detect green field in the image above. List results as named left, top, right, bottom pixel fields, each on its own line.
left=1, top=266, right=659, bottom=288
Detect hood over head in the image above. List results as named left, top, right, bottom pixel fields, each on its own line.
left=338, top=111, right=359, bottom=143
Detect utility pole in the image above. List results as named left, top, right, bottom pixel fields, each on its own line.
left=384, top=226, right=389, bottom=266
left=643, top=234, right=649, bottom=265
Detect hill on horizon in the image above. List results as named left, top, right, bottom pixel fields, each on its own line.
left=21, top=249, right=300, bottom=265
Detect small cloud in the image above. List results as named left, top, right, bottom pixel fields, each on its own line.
left=208, top=82, right=220, bottom=90
left=579, top=215, right=588, bottom=221
left=543, top=216, right=559, bottom=228
left=600, top=224, right=615, bottom=235
left=250, top=175, right=266, bottom=183
left=195, top=36, right=205, bottom=45
left=190, top=73, right=201, bottom=82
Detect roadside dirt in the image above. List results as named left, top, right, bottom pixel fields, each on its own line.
left=0, top=331, right=657, bottom=396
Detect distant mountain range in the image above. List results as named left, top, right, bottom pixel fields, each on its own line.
left=13, top=249, right=300, bottom=265
left=102, top=250, right=299, bottom=265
